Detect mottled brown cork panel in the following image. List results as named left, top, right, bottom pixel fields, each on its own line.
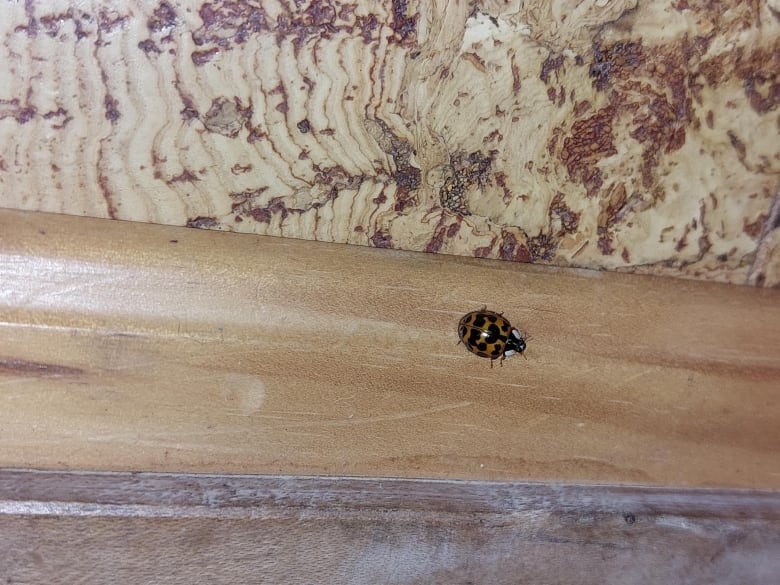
left=0, top=1, right=778, bottom=285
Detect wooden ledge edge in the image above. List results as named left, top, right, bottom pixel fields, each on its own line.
left=1, top=468, right=778, bottom=521
left=1, top=468, right=778, bottom=584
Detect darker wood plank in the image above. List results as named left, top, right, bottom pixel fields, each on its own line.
left=1, top=470, right=778, bottom=584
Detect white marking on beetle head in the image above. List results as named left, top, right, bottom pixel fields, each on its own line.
left=512, top=329, right=522, bottom=339
left=504, top=349, right=516, bottom=357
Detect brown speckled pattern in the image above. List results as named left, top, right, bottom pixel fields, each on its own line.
left=0, top=1, right=777, bottom=285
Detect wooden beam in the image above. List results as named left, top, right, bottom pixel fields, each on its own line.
left=0, top=209, right=778, bottom=488
left=0, top=469, right=778, bottom=584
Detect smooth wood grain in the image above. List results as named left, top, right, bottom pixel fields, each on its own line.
left=0, top=209, right=779, bottom=487
left=1, top=469, right=778, bottom=585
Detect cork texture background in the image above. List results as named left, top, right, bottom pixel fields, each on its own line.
left=1, top=0, right=778, bottom=285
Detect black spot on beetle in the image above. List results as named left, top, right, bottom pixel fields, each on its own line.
left=486, top=324, right=501, bottom=342
left=473, top=315, right=487, bottom=328
left=468, top=330, right=483, bottom=345
left=477, top=342, right=488, bottom=351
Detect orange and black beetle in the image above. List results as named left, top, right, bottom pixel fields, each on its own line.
left=458, top=308, right=526, bottom=367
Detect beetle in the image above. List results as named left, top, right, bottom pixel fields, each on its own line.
left=458, top=308, right=526, bottom=367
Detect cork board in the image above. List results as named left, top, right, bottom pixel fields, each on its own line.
left=0, top=0, right=778, bottom=285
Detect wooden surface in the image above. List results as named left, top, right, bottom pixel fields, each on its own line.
left=1, top=0, right=778, bottom=285
left=1, top=469, right=778, bottom=585
left=0, top=208, right=779, bottom=488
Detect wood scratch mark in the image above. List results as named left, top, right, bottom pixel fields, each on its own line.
left=429, top=353, right=462, bottom=359
left=623, top=368, right=655, bottom=383
left=446, top=423, right=498, bottom=432
left=488, top=381, right=534, bottom=389
left=283, top=401, right=473, bottom=429
left=558, top=366, right=598, bottom=381
left=521, top=414, right=551, bottom=433
left=276, top=431, right=329, bottom=439
left=263, top=410, right=325, bottom=416
left=462, top=299, right=490, bottom=308
left=375, top=285, right=420, bottom=291
left=415, top=308, right=464, bottom=315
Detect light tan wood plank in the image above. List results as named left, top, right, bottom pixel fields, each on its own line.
left=0, top=470, right=778, bottom=585
left=0, top=209, right=778, bottom=487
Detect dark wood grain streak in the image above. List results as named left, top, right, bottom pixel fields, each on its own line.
left=1, top=469, right=778, bottom=584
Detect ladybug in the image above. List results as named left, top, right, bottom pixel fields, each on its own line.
left=458, top=308, right=526, bottom=367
